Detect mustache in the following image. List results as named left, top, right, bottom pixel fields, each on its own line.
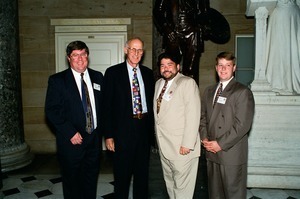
left=162, top=70, right=173, bottom=74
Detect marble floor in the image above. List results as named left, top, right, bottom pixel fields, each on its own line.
left=0, top=150, right=299, bottom=199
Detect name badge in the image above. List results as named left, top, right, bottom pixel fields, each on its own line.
left=163, top=91, right=173, bottom=101
left=93, top=83, right=101, bottom=91
left=217, top=96, right=227, bottom=104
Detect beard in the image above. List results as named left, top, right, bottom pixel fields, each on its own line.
left=161, top=70, right=178, bottom=81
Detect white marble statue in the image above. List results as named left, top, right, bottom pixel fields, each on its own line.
left=265, top=0, right=300, bottom=95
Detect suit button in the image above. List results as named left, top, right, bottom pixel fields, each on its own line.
left=218, top=126, right=221, bottom=129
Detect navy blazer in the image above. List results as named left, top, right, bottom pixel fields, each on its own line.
left=45, top=68, right=104, bottom=147
left=102, top=62, right=155, bottom=148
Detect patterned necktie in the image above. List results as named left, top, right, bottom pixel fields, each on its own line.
left=213, top=83, right=223, bottom=108
left=81, top=73, right=94, bottom=134
left=132, top=68, right=142, bottom=115
left=156, top=80, right=168, bottom=114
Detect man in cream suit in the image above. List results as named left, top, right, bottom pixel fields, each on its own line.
left=154, top=52, right=201, bottom=199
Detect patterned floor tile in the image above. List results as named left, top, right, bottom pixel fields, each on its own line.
left=34, top=189, right=52, bottom=198
left=2, top=188, right=20, bottom=196
left=1, top=154, right=300, bottom=199
left=250, top=188, right=290, bottom=199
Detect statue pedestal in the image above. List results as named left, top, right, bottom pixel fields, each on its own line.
left=246, top=0, right=300, bottom=189
left=247, top=90, right=300, bottom=189
left=1, top=143, right=34, bottom=172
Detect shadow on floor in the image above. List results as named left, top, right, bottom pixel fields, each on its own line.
left=1, top=148, right=209, bottom=199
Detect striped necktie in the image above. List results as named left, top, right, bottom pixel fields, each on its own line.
left=156, top=80, right=168, bottom=114
left=213, top=83, right=223, bottom=108
left=81, top=73, right=94, bottom=133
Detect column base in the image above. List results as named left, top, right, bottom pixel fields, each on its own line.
left=1, top=142, right=34, bottom=172
left=247, top=93, right=300, bottom=189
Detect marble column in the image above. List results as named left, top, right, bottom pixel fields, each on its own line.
left=0, top=0, right=33, bottom=172
left=250, top=6, right=273, bottom=92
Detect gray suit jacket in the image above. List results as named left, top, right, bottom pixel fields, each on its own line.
left=200, top=79, right=255, bottom=165
left=154, top=73, right=201, bottom=160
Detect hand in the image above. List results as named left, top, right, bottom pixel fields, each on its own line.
left=167, top=31, right=177, bottom=42
left=202, top=139, right=221, bottom=153
left=179, top=146, right=191, bottom=155
left=106, top=138, right=115, bottom=152
left=70, top=132, right=83, bottom=145
left=201, top=138, right=209, bottom=146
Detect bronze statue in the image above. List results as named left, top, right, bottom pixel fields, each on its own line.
left=153, top=0, right=230, bottom=83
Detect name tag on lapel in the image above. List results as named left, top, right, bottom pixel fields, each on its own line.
left=217, top=96, right=227, bottom=104
left=93, top=83, right=101, bottom=91
left=163, top=91, right=173, bottom=101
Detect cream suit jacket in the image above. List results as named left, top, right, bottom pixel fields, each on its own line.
left=154, top=73, right=201, bottom=160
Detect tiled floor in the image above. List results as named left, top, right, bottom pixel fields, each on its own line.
left=0, top=150, right=299, bottom=199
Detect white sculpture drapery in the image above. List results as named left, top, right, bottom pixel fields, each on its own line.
left=265, top=0, right=300, bottom=94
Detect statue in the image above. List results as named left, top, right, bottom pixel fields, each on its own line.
left=153, top=0, right=231, bottom=83
left=265, top=0, right=300, bottom=95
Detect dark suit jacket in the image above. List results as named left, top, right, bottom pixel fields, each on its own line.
left=45, top=68, right=104, bottom=152
left=200, top=79, right=255, bottom=165
left=102, top=61, right=155, bottom=149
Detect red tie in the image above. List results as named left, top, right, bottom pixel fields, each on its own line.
left=213, top=83, right=223, bottom=108
left=156, top=80, right=168, bottom=114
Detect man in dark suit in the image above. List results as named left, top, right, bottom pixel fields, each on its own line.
left=102, top=37, right=155, bottom=198
left=200, top=52, right=255, bottom=199
left=45, top=41, right=103, bottom=199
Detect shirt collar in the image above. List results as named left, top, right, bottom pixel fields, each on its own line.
left=219, top=76, right=234, bottom=90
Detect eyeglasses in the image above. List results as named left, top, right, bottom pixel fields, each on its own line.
left=70, top=53, right=88, bottom=60
left=127, top=47, right=144, bottom=54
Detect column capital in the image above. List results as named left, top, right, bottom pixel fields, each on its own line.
left=246, top=0, right=277, bottom=16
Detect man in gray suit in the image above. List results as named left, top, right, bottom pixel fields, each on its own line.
left=154, top=53, right=201, bottom=198
left=200, top=51, right=255, bottom=199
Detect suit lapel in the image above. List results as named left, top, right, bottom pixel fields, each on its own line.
left=157, top=73, right=180, bottom=119
left=219, top=79, right=236, bottom=99
left=208, top=85, right=217, bottom=109
left=154, top=78, right=163, bottom=115
left=65, top=68, right=81, bottom=102
left=88, top=69, right=99, bottom=114
left=119, top=62, right=134, bottom=111
left=210, top=79, right=237, bottom=127
left=65, top=68, right=85, bottom=115
left=123, top=63, right=133, bottom=106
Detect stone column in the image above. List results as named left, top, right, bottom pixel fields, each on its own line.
left=250, top=7, right=273, bottom=92
left=0, top=0, right=33, bottom=172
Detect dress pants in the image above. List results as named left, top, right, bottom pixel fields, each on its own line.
left=113, top=118, right=150, bottom=199
left=58, top=132, right=100, bottom=199
left=207, top=160, right=247, bottom=199
left=159, top=151, right=199, bottom=199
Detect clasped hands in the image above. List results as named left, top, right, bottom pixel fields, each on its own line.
left=201, top=138, right=222, bottom=153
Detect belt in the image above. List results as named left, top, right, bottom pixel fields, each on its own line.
left=133, top=113, right=148, bottom=119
